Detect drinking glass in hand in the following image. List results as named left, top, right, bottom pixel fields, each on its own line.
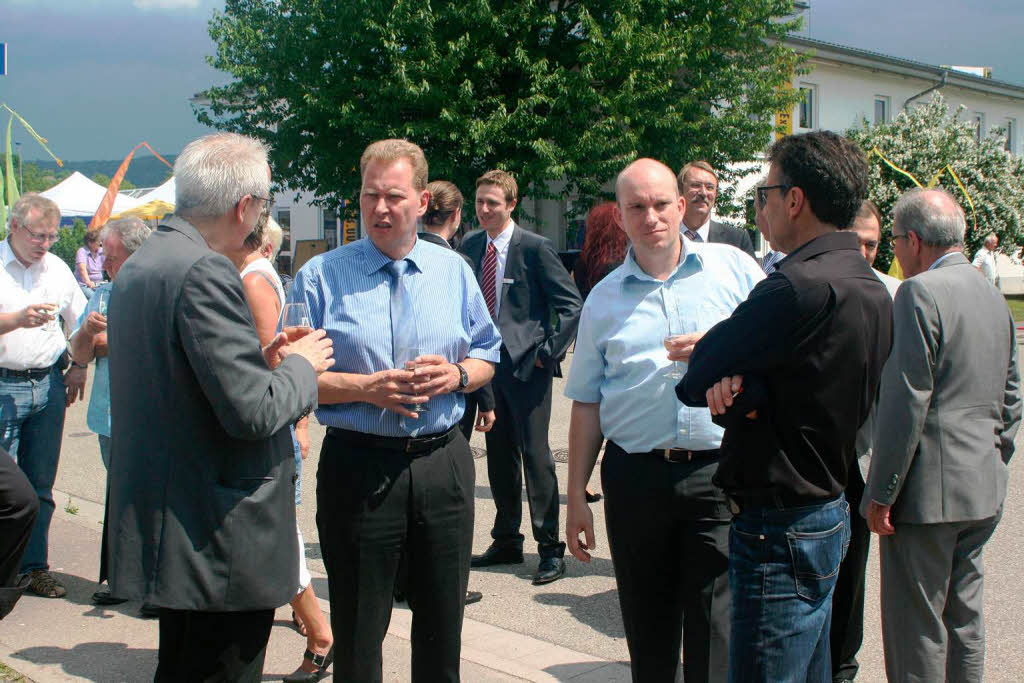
left=664, top=335, right=685, bottom=379
left=282, top=303, right=313, bottom=341
left=396, top=345, right=429, bottom=414
left=37, top=288, right=60, bottom=333
left=96, top=289, right=110, bottom=316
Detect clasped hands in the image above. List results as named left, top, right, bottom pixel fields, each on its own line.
left=362, top=355, right=462, bottom=419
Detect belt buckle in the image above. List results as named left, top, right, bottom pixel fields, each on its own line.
left=664, top=449, right=694, bottom=463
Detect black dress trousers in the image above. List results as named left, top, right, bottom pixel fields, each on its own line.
left=0, top=449, right=38, bottom=619
left=830, top=459, right=871, bottom=681
left=602, top=442, right=731, bottom=683
left=155, top=608, right=275, bottom=682
left=484, top=351, right=564, bottom=558
left=316, top=428, right=475, bottom=683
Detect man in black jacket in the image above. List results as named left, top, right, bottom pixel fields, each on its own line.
left=678, top=131, right=892, bottom=681
left=460, top=170, right=582, bottom=585
left=678, top=161, right=757, bottom=259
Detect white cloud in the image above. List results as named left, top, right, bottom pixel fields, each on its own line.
left=132, top=0, right=202, bottom=9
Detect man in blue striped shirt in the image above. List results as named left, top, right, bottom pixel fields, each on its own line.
left=288, top=139, right=501, bottom=683
left=565, top=158, right=764, bottom=682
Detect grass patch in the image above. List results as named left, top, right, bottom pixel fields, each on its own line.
left=0, top=661, right=30, bottom=681
left=1006, top=297, right=1024, bottom=322
left=63, top=497, right=79, bottom=516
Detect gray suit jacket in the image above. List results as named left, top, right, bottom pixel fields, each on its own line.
left=708, top=220, right=756, bottom=259
left=106, top=216, right=318, bottom=610
left=865, top=252, right=1021, bottom=524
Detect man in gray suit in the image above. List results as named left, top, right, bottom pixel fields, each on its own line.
left=865, top=188, right=1021, bottom=683
left=106, top=133, right=334, bottom=681
left=677, top=160, right=756, bottom=259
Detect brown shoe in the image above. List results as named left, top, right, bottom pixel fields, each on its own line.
left=27, top=570, right=66, bottom=598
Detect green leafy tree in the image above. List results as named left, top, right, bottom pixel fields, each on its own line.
left=0, top=156, right=72, bottom=193
left=199, top=0, right=804, bottom=225
left=51, top=218, right=88, bottom=271
left=846, top=94, right=1024, bottom=273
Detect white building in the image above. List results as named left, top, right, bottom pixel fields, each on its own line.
left=273, top=33, right=1024, bottom=271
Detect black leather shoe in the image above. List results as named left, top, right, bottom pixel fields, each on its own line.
left=585, top=490, right=602, bottom=503
left=532, top=557, right=566, bottom=585
left=138, top=603, right=161, bottom=619
left=465, top=590, right=483, bottom=605
left=471, top=544, right=524, bottom=568
left=91, top=589, right=128, bottom=606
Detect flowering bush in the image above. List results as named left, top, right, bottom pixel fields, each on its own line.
left=846, top=94, right=1024, bottom=272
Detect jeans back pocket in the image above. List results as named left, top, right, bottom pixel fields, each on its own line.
left=786, top=519, right=847, bottom=602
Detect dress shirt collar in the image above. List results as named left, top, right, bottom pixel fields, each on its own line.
left=783, top=230, right=860, bottom=263
left=928, top=251, right=965, bottom=271
left=681, top=216, right=711, bottom=242
left=361, top=235, right=426, bottom=276
left=623, top=236, right=703, bottom=283
left=486, top=220, right=516, bottom=253
left=161, top=215, right=210, bottom=249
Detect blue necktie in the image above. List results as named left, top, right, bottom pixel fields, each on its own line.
left=685, top=229, right=703, bottom=243
left=385, top=259, right=418, bottom=366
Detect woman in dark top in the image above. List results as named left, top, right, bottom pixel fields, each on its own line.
left=574, top=202, right=628, bottom=302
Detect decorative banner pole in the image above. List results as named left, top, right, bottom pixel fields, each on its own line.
left=0, top=103, right=63, bottom=230
left=88, top=142, right=173, bottom=230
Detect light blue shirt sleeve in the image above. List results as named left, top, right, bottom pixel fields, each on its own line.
left=564, top=296, right=605, bottom=404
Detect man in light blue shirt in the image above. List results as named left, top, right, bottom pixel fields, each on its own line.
left=287, top=139, right=501, bottom=682
left=565, top=158, right=763, bottom=683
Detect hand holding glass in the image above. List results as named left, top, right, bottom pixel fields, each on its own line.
left=664, top=333, right=685, bottom=379
left=96, top=289, right=110, bottom=316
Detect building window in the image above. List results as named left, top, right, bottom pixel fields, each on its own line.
left=798, top=84, right=817, bottom=129
left=974, top=112, right=986, bottom=143
left=321, top=209, right=338, bottom=251
left=1005, top=118, right=1017, bottom=154
left=276, top=209, right=291, bottom=253
left=874, top=96, right=890, bottom=125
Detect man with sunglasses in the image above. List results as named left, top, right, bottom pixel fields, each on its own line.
left=0, top=193, right=88, bottom=601
left=678, top=131, right=893, bottom=681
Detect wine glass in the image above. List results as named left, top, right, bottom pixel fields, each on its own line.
left=396, top=344, right=429, bottom=414
left=37, top=286, right=60, bottom=333
left=663, top=293, right=684, bottom=380
left=281, top=303, right=313, bottom=341
left=96, top=289, right=110, bottom=316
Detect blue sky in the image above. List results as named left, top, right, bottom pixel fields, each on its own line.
left=2, top=0, right=1023, bottom=162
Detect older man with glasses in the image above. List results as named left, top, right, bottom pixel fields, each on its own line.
left=0, top=193, right=88, bottom=600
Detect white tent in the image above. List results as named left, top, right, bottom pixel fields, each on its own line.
left=39, top=171, right=143, bottom=217
left=135, top=176, right=175, bottom=205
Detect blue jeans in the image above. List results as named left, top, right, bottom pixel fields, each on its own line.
left=0, top=367, right=67, bottom=573
left=728, top=494, right=850, bottom=683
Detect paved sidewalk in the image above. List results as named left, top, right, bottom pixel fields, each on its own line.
left=0, top=491, right=630, bottom=682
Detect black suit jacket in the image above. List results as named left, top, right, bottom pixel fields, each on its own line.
left=459, top=223, right=582, bottom=381
left=106, top=216, right=317, bottom=611
left=708, top=220, right=756, bottom=259
left=418, top=231, right=494, bottom=411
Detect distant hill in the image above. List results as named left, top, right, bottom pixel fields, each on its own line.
left=33, top=155, right=177, bottom=189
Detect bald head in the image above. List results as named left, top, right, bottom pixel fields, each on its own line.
left=892, top=188, right=965, bottom=248
left=616, top=158, right=680, bottom=203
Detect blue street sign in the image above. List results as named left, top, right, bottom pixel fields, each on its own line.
left=0, top=44, right=6, bottom=76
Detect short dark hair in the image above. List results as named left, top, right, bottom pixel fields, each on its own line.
left=767, top=131, right=868, bottom=229
left=856, top=200, right=881, bottom=226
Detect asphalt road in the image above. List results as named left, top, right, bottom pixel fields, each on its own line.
left=51, top=351, right=1024, bottom=681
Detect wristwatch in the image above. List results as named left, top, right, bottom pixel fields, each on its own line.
left=454, top=362, right=469, bottom=391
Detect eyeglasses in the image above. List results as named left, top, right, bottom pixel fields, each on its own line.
left=755, top=184, right=790, bottom=209
left=19, top=225, right=60, bottom=244
left=889, top=234, right=909, bottom=248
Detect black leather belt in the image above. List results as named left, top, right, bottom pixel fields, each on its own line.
left=657, top=447, right=720, bottom=463
left=727, top=490, right=836, bottom=514
left=0, top=365, right=55, bottom=380
left=326, top=425, right=458, bottom=456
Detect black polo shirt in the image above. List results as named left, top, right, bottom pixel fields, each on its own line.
left=678, top=231, right=893, bottom=499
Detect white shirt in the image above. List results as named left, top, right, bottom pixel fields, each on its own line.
left=680, top=216, right=711, bottom=242
left=873, top=267, right=902, bottom=298
left=485, top=220, right=516, bottom=318
left=972, top=248, right=998, bottom=284
left=0, top=239, right=88, bottom=370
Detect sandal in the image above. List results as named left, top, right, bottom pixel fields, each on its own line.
left=282, top=647, right=334, bottom=682
left=291, top=609, right=307, bottom=636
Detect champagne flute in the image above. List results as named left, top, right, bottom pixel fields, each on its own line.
left=396, top=345, right=429, bottom=414
left=663, top=293, right=684, bottom=380
left=96, top=289, right=110, bottom=316
left=281, top=303, right=313, bottom=341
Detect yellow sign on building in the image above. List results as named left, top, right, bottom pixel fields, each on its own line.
left=775, top=109, right=794, bottom=140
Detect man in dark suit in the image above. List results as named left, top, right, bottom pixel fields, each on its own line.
left=678, top=161, right=756, bottom=258
left=460, top=170, right=582, bottom=585
left=106, top=133, right=334, bottom=682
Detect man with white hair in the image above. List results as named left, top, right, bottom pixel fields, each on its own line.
left=105, top=133, right=335, bottom=681
left=0, top=192, right=88, bottom=600
left=972, top=232, right=1000, bottom=286
left=866, top=188, right=1020, bottom=682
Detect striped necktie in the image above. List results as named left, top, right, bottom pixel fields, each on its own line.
left=761, top=250, right=785, bottom=274
left=684, top=229, right=703, bottom=243
left=481, top=242, right=498, bottom=319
